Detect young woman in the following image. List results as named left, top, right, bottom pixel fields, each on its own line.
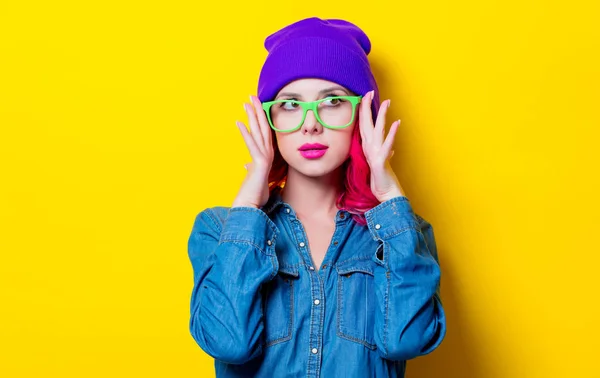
left=187, top=17, right=446, bottom=377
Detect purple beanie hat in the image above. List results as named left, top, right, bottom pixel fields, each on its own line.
left=257, top=17, right=381, bottom=119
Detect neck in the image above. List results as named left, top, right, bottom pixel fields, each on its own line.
left=281, top=166, right=343, bottom=219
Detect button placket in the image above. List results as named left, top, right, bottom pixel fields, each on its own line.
left=288, top=213, right=333, bottom=371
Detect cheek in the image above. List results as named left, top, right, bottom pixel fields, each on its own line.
left=340, top=133, right=354, bottom=157
left=274, top=134, right=295, bottom=159
left=341, top=124, right=356, bottom=147
left=341, top=125, right=358, bottom=157
left=325, top=129, right=354, bottom=161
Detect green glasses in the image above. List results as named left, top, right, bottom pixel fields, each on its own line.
left=261, top=95, right=362, bottom=133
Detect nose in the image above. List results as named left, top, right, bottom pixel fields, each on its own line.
left=301, top=109, right=323, bottom=134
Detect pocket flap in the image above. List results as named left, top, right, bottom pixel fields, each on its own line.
left=335, top=258, right=375, bottom=276
left=278, top=264, right=300, bottom=277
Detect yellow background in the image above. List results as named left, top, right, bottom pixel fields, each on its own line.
left=1, top=1, right=599, bottom=377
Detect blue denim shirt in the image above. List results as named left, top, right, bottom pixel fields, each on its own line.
left=187, top=186, right=446, bottom=377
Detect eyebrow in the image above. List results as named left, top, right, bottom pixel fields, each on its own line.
left=275, top=86, right=350, bottom=100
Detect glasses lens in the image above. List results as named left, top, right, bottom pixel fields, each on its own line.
left=317, top=97, right=354, bottom=128
left=268, top=97, right=355, bottom=131
left=269, top=100, right=304, bottom=131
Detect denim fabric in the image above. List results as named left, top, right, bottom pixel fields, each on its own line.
left=187, top=186, right=446, bottom=377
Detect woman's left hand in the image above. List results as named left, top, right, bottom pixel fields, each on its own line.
left=358, top=90, right=406, bottom=203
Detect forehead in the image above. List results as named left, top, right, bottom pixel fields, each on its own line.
left=277, top=78, right=348, bottom=96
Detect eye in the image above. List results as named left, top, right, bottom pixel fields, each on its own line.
left=278, top=99, right=300, bottom=111
left=322, top=96, right=346, bottom=107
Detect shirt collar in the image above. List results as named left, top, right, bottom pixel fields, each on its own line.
left=260, top=186, right=286, bottom=215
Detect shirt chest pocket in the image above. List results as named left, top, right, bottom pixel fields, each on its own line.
left=336, top=258, right=378, bottom=350
left=262, top=265, right=299, bottom=347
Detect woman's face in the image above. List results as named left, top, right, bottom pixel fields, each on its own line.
left=271, top=78, right=357, bottom=178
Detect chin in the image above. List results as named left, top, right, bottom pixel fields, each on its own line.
left=288, top=157, right=346, bottom=178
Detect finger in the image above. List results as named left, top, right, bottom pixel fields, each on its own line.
left=359, top=90, right=374, bottom=143
left=236, top=120, right=262, bottom=161
left=357, top=105, right=366, bottom=143
left=374, top=99, right=390, bottom=147
left=244, top=102, right=266, bottom=153
left=381, top=120, right=400, bottom=157
left=250, top=95, right=272, bottom=150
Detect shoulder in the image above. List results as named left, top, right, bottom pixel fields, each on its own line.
left=414, top=212, right=433, bottom=231
left=191, top=206, right=231, bottom=234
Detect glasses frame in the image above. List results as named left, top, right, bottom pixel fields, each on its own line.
left=261, top=95, right=363, bottom=133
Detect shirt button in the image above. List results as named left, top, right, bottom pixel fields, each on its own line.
left=267, top=240, right=272, bottom=246
left=375, top=224, right=381, bottom=229
left=312, top=348, right=318, bottom=354
left=314, top=299, right=320, bottom=305
left=286, top=208, right=290, bottom=213
left=309, top=266, right=314, bottom=270
left=299, top=242, right=305, bottom=247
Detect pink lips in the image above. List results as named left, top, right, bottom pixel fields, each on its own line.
left=299, top=143, right=328, bottom=159
left=300, top=149, right=327, bottom=159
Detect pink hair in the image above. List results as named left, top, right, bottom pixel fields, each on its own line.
left=267, top=103, right=381, bottom=226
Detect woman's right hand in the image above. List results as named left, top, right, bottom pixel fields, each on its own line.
left=232, top=95, right=274, bottom=209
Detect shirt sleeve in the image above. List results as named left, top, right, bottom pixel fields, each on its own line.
left=364, top=196, right=446, bottom=361
left=187, top=206, right=280, bottom=365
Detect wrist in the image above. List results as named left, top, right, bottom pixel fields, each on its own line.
left=231, top=201, right=259, bottom=209
left=376, top=190, right=406, bottom=203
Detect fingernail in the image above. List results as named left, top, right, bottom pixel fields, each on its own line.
left=244, top=164, right=248, bottom=170
left=249, top=95, right=253, bottom=103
